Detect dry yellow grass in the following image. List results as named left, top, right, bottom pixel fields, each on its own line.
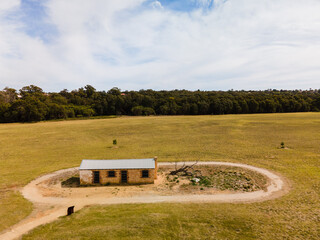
left=0, top=113, right=319, bottom=238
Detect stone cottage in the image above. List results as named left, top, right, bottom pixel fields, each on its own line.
left=79, top=157, right=157, bottom=185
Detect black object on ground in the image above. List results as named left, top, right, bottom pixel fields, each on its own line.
left=67, top=206, right=74, bottom=216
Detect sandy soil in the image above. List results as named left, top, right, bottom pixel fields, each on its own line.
left=38, top=166, right=231, bottom=199
left=0, top=162, right=289, bottom=240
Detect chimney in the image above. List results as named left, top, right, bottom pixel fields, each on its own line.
left=154, top=156, right=158, bottom=180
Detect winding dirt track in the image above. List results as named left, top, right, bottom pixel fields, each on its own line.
left=0, top=162, right=288, bottom=240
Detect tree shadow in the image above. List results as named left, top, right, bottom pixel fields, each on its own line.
left=61, top=177, right=80, bottom=188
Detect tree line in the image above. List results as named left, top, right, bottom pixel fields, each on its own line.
left=0, top=85, right=320, bottom=123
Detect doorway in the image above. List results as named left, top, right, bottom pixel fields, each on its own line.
left=121, top=171, right=127, bottom=183
left=93, top=171, right=100, bottom=184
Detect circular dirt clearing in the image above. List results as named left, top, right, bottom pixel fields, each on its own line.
left=0, top=161, right=288, bottom=240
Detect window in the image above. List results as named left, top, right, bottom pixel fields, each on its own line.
left=142, top=170, right=149, bottom=178
left=108, top=171, right=116, bottom=177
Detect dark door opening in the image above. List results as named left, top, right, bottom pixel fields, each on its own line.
left=93, top=171, right=100, bottom=184
left=121, top=171, right=127, bottom=183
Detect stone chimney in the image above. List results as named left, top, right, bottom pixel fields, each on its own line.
left=154, top=156, right=158, bottom=179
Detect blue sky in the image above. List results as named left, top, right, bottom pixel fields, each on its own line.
left=0, top=0, right=320, bottom=92
left=149, top=0, right=214, bottom=11
left=19, top=0, right=58, bottom=42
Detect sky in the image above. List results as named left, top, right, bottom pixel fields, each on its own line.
left=0, top=0, right=320, bottom=92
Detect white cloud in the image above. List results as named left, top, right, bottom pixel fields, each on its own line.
left=0, top=0, right=19, bottom=12
left=0, top=0, right=320, bottom=91
left=151, top=1, right=163, bottom=9
left=194, top=0, right=214, bottom=8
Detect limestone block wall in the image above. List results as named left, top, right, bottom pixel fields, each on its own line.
left=126, top=169, right=155, bottom=184
left=99, top=170, right=121, bottom=184
left=154, top=157, right=158, bottom=179
left=79, top=170, right=93, bottom=185
left=80, top=168, right=155, bottom=185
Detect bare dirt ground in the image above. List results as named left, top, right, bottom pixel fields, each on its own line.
left=0, top=162, right=289, bottom=240
left=38, top=165, right=255, bottom=199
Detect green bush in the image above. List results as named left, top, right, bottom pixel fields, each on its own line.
left=199, top=177, right=212, bottom=187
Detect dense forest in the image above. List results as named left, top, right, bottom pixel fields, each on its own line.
left=0, top=85, right=320, bottom=123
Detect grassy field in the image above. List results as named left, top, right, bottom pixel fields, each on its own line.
left=0, top=113, right=319, bottom=239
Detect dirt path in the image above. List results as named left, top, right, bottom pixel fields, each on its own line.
left=0, top=162, right=288, bottom=240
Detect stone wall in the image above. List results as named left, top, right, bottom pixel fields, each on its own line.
left=80, top=168, right=155, bottom=185
left=79, top=170, right=93, bottom=185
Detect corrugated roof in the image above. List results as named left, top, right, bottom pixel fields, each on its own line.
left=79, top=159, right=155, bottom=170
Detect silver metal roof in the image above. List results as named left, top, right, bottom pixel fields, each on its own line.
left=79, top=159, right=155, bottom=170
